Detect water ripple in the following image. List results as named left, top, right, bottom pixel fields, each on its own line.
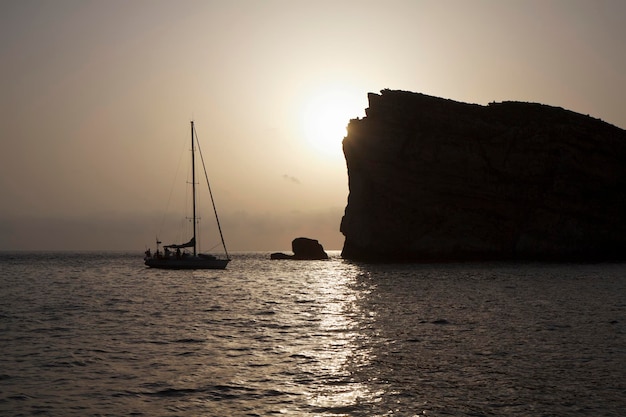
left=0, top=252, right=624, bottom=416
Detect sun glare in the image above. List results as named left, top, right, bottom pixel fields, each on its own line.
left=298, top=87, right=365, bottom=158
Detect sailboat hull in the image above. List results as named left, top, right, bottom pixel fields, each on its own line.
left=144, top=256, right=230, bottom=270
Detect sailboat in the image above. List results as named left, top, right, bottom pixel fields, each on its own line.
left=144, top=121, right=230, bottom=270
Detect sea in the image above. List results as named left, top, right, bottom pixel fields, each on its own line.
left=0, top=252, right=624, bottom=417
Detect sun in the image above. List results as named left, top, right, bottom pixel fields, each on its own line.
left=298, top=87, right=365, bottom=158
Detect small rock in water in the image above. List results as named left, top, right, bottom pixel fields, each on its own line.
left=270, top=237, right=329, bottom=260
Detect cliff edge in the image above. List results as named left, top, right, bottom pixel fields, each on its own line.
left=341, top=90, right=626, bottom=262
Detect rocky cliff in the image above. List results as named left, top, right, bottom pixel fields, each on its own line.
left=341, top=90, right=626, bottom=262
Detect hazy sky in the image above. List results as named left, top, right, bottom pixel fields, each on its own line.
left=1, top=0, right=625, bottom=251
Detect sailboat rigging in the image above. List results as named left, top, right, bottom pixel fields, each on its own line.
left=144, top=121, right=230, bottom=269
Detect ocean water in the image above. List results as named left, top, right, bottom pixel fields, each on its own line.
left=0, top=252, right=624, bottom=417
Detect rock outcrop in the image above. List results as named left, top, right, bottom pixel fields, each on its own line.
left=341, top=90, right=626, bottom=262
left=270, top=237, right=329, bottom=260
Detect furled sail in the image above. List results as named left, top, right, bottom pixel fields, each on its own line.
left=164, top=237, right=195, bottom=249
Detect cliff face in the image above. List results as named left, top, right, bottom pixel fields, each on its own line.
left=341, top=90, right=626, bottom=262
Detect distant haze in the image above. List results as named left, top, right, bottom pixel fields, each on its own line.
left=1, top=0, right=624, bottom=251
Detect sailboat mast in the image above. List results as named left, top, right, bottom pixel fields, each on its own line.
left=191, top=120, right=197, bottom=256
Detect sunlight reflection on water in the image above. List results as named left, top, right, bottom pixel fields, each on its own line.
left=299, top=262, right=380, bottom=414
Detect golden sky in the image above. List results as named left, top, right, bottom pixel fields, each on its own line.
left=1, top=0, right=625, bottom=251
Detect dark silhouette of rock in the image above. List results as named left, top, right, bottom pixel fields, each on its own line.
left=341, top=89, right=626, bottom=262
left=292, top=237, right=329, bottom=259
left=270, top=237, right=329, bottom=260
left=270, top=252, right=293, bottom=260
